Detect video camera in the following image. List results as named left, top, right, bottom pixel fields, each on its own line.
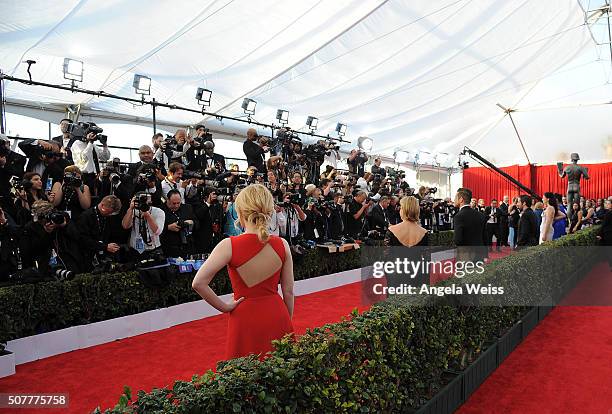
left=67, top=121, right=108, bottom=145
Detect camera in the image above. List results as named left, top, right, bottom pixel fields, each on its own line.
left=10, top=176, right=33, bottom=193
left=183, top=170, right=203, bottom=180
left=43, top=210, right=68, bottom=225
left=193, top=128, right=213, bottom=144
left=134, top=194, right=151, bottom=212
left=63, top=172, right=82, bottom=188
left=215, top=187, right=234, bottom=203
left=104, top=158, right=128, bottom=185
left=54, top=268, right=75, bottom=281
left=67, top=121, right=108, bottom=144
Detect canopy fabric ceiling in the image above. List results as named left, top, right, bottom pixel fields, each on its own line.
left=1, top=0, right=599, bottom=166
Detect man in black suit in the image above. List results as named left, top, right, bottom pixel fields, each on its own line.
left=498, top=195, right=510, bottom=247
left=368, top=195, right=390, bottom=235
left=453, top=188, right=486, bottom=261
left=243, top=128, right=267, bottom=173
left=484, top=199, right=502, bottom=252
left=127, top=145, right=156, bottom=178
left=517, top=195, right=538, bottom=248
left=200, top=141, right=226, bottom=180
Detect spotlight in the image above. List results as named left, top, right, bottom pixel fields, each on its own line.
left=335, top=123, right=347, bottom=137
left=133, top=74, right=151, bottom=95
left=196, top=88, right=212, bottom=107
left=276, top=109, right=289, bottom=125
left=306, top=116, right=318, bottom=131
left=357, top=136, right=373, bottom=152
left=242, top=98, right=257, bottom=115
left=62, top=58, right=83, bottom=82
left=394, top=150, right=409, bottom=164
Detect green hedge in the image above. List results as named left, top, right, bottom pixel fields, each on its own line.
left=0, top=231, right=455, bottom=350
left=93, top=227, right=601, bottom=414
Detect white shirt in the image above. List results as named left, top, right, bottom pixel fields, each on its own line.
left=487, top=207, right=498, bottom=224
left=269, top=209, right=287, bottom=236
left=324, top=150, right=339, bottom=169
left=161, top=178, right=185, bottom=203
left=129, top=207, right=165, bottom=251
left=356, top=177, right=369, bottom=191
left=71, top=140, right=110, bottom=173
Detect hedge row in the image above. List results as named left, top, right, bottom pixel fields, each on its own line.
left=94, top=227, right=601, bottom=414
left=0, top=231, right=454, bottom=350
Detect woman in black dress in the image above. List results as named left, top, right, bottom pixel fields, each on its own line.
left=384, top=196, right=429, bottom=289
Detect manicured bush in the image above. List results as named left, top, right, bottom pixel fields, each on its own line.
left=93, top=227, right=601, bottom=413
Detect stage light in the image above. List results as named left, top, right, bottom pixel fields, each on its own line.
left=306, top=116, right=318, bottom=131
left=394, top=150, right=409, bottom=164
left=62, top=58, right=83, bottom=82
left=357, top=136, right=373, bottom=152
left=336, top=123, right=347, bottom=136
left=242, top=98, right=257, bottom=115
left=196, top=88, right=212, bottom=107
left=133, top=74, right=151, bottom=95
left=276, top=109, right=289, bottom=125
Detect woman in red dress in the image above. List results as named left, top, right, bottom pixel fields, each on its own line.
left=192, top=184, right=294, bottom=359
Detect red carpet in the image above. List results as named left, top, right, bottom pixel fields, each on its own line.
left=0, top=282, right=368, bottom=414
left=458, top=261, right=612, bottom=414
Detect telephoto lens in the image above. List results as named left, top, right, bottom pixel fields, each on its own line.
left=54, top=268, right=75, bottom=281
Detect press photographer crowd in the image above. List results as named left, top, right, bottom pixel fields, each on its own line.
left=1, top=118, right=610, bottom=284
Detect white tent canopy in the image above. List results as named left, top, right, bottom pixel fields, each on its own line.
left=2, top=0, right=609, bottom=167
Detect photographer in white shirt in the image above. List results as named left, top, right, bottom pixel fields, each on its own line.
left=122, top=192, right=165, bottom=258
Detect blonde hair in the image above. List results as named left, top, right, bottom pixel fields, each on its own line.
left=400, top=196, right=420, bottom=222
left=64, top=165, right=82, bottom=175
left=233, top=184, right=274, bottom=243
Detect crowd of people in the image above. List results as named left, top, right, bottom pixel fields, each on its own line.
left=467, top=193, right=611, bottom=250
left=1, top=117, right=609, bottom=283
left=0, top=120, right=456, bottom=283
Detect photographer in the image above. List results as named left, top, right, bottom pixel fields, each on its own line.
left=193, top=187, right=224, bottom=254
left=51, top=118, right=73, bottom=155
left=132, top=163, right=164, bottom=208
left=69, top=126, right=111, bottom=190
left=320, top=178, right=334, bottom=201
left=288, top=172, right=306, bottom=199
left=19, top=200, right=82, bottom=278
left=387, top=196, right=401, bottom=225
left=94, top=158, right=132, bottom=208
left=121, top=192, right=165, bottom=260
left=76, top=195, right=123, bottom=272
left=243, top=128, right=267, bottom=173
left=266, top=170, right=285, bottom=202
left=161, top=189, right=198, bottom=258
left=303, top=197, right=326, bottom=242
left=0, top=206, right=20, bottom=281
left=14, top=172, right=55, bottom=225
left=0, top=134, right=26, bottom=213
left=356, top=172, right=372, bottom=192
left=368, top=195, right=390, bottom=235
left=50, top=165, right=92, bottom=221
left=346, top=190, right=371, bottom=239
left=371, top=158, right=386, bottom=178
left=278, top=192, right=306, bottom=242
left=161, top=162, right=187, bottom=203
left=347, top=149, right=368, bottom=177
left=19, top=139, right=69, bottom=184
left=169, top=129, right=195, bottom=166
left=325, top=193, right=345, bottom=240
left=199, top=140, right=226, bottom=180
left=127, top=145, right=157, bottom=178
left=323, top=142, right=340, bottom=170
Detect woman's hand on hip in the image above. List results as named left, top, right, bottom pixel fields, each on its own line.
left=224, top=297, right=245, bottom=312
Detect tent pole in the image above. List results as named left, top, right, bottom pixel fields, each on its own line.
left=507, top=112, right=531, bottom=165
left=0, top=73, right=5, bottom=134
left=152, top=98, right=157, bottom=135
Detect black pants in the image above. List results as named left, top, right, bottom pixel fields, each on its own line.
left=499, top=221, right=509, bottom=246
left=486, top=222, right=501, bottom=250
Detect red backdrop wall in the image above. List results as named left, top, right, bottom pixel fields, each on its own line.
left=462, top=162, right=612, bottom=203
